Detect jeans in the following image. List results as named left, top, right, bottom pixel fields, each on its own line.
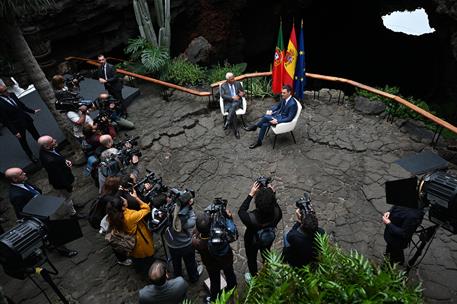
left=112, top=117, right=134, bottom=130
left=168, top=244, right=199, bottom=282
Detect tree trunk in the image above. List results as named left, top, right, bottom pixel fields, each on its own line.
left=1, top=17, right=85, bottom=163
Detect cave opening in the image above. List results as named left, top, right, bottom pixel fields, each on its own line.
left=382, top=8, right=435, bottom=36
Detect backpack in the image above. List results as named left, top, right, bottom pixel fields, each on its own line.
left=249, top=209, right=280, bottom=249
left=105, top=229, right=136, bottom=256
left=87, top=197, right=106, bottom=230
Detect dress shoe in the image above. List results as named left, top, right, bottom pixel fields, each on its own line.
left=56, top=246, right=78, bottom=258
left=249, top=142, right=262, bottom=149
left=244, top=125, right=257, bottom=132
left=71, top=212, right=86, bottom=220
left=235, top=130, right=240, bottom=139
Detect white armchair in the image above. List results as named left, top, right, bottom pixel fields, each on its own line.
left=270, top=99, right=302, bottom=149
left=219, top=83, right=247, bottom=127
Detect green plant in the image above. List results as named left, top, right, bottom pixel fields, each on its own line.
left=181, top=288, right=235, bottom=304
left=124, top=37, right=169, bottom=74
left=247, top=76, right=273, bottom=99
left=207, top=61, right=247, bottom=84
left=244, top=234, right=422, bottom=304
left=161, top=57, right=206, bottom=86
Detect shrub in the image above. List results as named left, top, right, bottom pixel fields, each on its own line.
left=124, top=37, right=169, bottom=74
left=247, top=76, right=273, bottom=99
left=244, top=234, right=423, bottom=304
left=161, top=57, right=206, bottom=86
left=207, top=61, right=247, bottom=84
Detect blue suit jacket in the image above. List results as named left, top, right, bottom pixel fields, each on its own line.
left=271, top=97, right=298, bottom=123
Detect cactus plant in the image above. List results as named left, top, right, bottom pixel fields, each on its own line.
left=133, top=0, right=170, bottom=53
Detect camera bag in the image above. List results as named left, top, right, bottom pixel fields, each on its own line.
left=105, top=228, right=136, bottom=256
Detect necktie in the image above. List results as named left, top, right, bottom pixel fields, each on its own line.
left=230, top=84, right=236, bottom=96
left=51, top=149, right=62, bottom=157
left=2, top=95, right=17, bottom=107
left=24, top=184, right=39, bottom=196
left=104, top=64, right=108, bottom=80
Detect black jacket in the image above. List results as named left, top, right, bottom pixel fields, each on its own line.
left=97, top=63, right=123, bottom=91
left=238, top=195, right=282, bottom=243
left=0, top=93, right=35, bottom=134
left=39, top=149, right=75, bottom=189
left=9, top=183, right=42, bottom=218
left=384, top=206, right=424, bottom=249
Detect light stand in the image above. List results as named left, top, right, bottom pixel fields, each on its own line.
left=406, top=224, right=439, bottom=274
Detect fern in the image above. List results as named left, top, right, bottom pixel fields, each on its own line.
left=140, top=47, right=169, bottom=73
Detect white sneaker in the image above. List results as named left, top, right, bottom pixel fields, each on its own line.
left=197, top=264, right=204, bottom=276
left=117, top=258, right=133, bottom=266
left=244, top=272, right=252, bottom=284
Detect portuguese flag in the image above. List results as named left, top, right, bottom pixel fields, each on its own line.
left=283, top=23, right=298, bottom=90
left=272, top=21, right=284, bottom=94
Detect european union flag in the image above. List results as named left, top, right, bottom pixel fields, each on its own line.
left=293, top=20, right=306, bottom=100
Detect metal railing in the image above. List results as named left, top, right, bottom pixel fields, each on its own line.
left=65, top=56, right=457, bottom=141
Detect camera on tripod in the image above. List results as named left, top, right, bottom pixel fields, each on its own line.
left=256, top=176, right=272, bottom=188
left=65, top=73, right=84, bottom=91
left=134, top=169, right=168, bottom=203
left=114, top=135, right=142, bottom=166
left=295, top=191, right=314, bottom=218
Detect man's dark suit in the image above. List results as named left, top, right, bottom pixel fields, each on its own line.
left=9, top=183, right=42, bottom=219
left=97, top=63, right=124, bottom=103
left=0, top=93, right=40, bottom=159
left=39, top=149, right=75, bottom=191
left=255, top=97, right=298, bottom=144
left=220, top=81, right=244, bottom=132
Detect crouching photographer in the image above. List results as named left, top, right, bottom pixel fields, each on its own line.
left=283, top=192, right=325, bottom=268
left=193, top=198, right=238, bottom=303
left=238, top=177, right=282, bottom=282
left=164, top=188, right=203, bottom=283
left=95, top=92, right=134, bottom=130
left=97, top=134, right=141, bottom=192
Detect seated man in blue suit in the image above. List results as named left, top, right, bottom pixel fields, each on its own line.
left=245, top=84, right=298, bottom=149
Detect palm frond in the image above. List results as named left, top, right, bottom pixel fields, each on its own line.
left=140, top=47, right=169, bottom=73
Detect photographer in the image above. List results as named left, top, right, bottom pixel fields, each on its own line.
left=164, top=190, right=203, bottom=283
left=96, top=92, right=134, bottom=130
left=283, top=194, right=325, bottom=268
left=238, top=180, right=282, bottom=282
left=66, top=105, right=94, bottom=141
left=383, top=205, right=425, bottom=265
left=192, top=212, right=237, bottom=303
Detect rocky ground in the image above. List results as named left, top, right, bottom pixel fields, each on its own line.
left=0, top=84, right=456, bottom=303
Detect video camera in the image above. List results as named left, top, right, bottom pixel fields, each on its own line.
left=204, top=197, right=238, bottom=256
left=147, top=187, right=194, bottom=233
left=256, top=176, right=272, bottom=188
left=134, top=169, right=168, bottom=203
left=65, top=73, right=84, bottom=91
left=296, top=192, right=315, bottom=218
left=114, top=135, right=142, bottom=166
left=55, top=96, right=94, bottom=113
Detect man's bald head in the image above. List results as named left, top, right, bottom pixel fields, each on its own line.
left=99, top=134, right=113, bottom=148
left=99, top=92, right=109, bottom=100
left=5, top=167, right=27, bottom=183
left=38, top=135, right=56, bottom=150
left=0, top=84, right=7, bottom=94
left=148, top=261, right=167, bottom=286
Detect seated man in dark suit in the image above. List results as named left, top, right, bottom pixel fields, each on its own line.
left=0, top=84, right=41, bottom=162
left=245, top=84, right=298, bottom=149
left=5, top=167, right=78, bottom=257
left=220, top=72, right=245, bottom=139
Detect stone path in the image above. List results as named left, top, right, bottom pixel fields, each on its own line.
left=0, top=85, right=456, bottom=303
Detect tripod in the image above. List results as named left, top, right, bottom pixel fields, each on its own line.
left=406, top=224, right=439, bottom=274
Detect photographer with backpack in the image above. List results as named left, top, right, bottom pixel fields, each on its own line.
left=238, top=180, right=282, bottom=283
left=192, top=212, right=237, bottom=303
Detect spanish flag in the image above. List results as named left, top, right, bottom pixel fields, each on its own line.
left=271, top=21, right=284, bottom=94
left=283, top=23, right=297, bottom=89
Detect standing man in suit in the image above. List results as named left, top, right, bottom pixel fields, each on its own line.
left=0, top=84, right=41, bottom=162
left=5, top=167, right=42, bottom=219
left=220, top=72, right=245, bottom=139
left=245, top=84, right=298, bottom=149
left=5, top=167, right=78, bottom=257
left=97, top=54, right=126, bottom=117
left=38, top=136, right=81, bottom=219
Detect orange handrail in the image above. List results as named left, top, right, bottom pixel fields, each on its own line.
left=65, top=56, right=212, bottom=97
left=65, top=56, right=457, bottom=135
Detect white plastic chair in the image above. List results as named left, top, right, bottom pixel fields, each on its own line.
left=219, top=82, right=247, bottom=127
left=270, top=99, right=302, bottom=149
